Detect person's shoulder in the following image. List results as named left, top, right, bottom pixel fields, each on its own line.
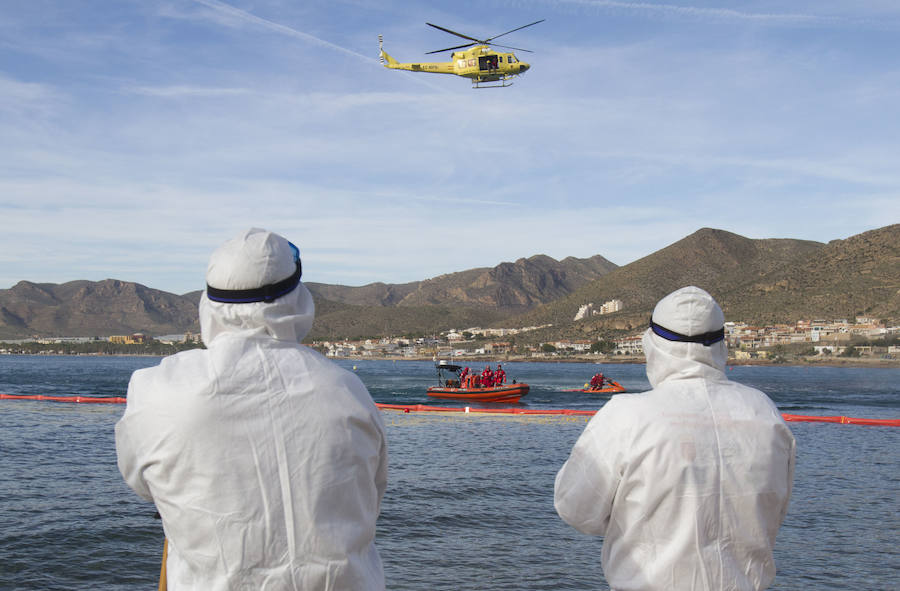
left=588, top=392, right=649, bottom=426
left=127, top=349, right=210, bottom=400
left=292, top=345, right=349, bottom=374
left=581, top=394, right=648, bottom=444
left=602, top=391, right=655, bottom=412
left=713, top=378, right=787, bottom=422
left=723, top=378, right=777, bottom=404
left=130, top=349, right=206, bottom=382
left=290, top=347, right=370, bottom=392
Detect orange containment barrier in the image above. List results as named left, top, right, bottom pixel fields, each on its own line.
left=2, top=395, right=897, bottom=426
left=781, top=413, right=900, bottom=427
left=376, top=403, right=900, bottom=426
left=376, top=403, right=595, bottom=416
left=0, top=393, right=127, bottom=404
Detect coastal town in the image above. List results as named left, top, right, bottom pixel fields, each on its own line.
left=7, top=315, right=895, bottom=364
left=314, top=316, right=899, bottom=362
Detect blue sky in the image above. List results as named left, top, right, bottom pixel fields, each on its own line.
left=2, top=1, right=899, bottom=294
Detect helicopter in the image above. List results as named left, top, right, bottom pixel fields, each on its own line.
left=379, top=20, right=544, bottom=88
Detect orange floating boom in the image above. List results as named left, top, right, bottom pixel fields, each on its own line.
left=2, top=393, right=898, bottom=426
left=0, top=393, right=127, bottom=404
left=780, top=413, right=900, bottom=427
left=376, top=403, right=900, bottom=425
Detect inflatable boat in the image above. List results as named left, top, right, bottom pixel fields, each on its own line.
left=562, top=379, right=626, bottom=394
left=427, top=361, right=529, bottom=403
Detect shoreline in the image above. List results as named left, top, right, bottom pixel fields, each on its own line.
left=2, top=351, right=896, bottom=369
left=333, top=354, right=899, bottom=369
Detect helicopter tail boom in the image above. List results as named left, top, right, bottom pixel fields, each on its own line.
left=378, top=35, right=454, bottom=75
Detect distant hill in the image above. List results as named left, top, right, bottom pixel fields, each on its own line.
left=305, top=253, right=617, bottom=339
left=1, top=226, right=896, bottom=341
left=309, top=298, right=504, bottom=341
left=0, top=279, right=200, bottom=339
left=719, top=224, right=900, bottom=323
left=0, top=253, right=616, bottom=340
left=508, top=228, right=827, bottom=335
left=306, top=253, right=617, bottom=310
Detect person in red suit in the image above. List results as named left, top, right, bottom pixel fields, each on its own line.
left=494, top=364, right=506, bottom=386
left=481, top=365, right=493, bottom=388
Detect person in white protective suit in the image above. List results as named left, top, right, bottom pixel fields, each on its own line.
left=555, top=286, right=795, bottom=591
left=116, top=228, right=388, bottom=590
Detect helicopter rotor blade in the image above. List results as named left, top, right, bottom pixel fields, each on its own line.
left=485, top=19, right=545, bottom=42
left=426, top=22, right=483, bottom=44
left=425, top=42, right=476, bottom=55
left=489, top=43, right=533, bottom=53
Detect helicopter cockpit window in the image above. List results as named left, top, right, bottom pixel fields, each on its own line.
left=508, top=55, right=517, bottom=64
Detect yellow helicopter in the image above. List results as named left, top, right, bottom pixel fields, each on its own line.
left=379, top=20, right=544, bottom=88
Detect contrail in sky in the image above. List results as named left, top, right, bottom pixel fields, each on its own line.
left=191, top=0, right=450, bottom=92
left=192, top=0, right=377, bottom=63
left=551, top=0, right=843, bottom=26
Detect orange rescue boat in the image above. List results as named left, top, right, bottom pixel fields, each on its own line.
left=427, top=361, right=529, bottom=403
left=562, top=379, right=626, bottom=394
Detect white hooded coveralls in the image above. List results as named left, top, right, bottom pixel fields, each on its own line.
left=116, top=229, right=388, bottom=590
left=555, top=286, right=795, bottom=591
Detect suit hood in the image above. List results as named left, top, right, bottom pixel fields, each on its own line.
left=199, top=228, right=315, bottom=345
left=643, top=286, right=727, bottom=387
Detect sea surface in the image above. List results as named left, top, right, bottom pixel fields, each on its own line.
left=0, top=356, right=897, bottom=590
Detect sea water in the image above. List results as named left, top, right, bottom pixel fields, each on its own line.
left=0, top=356, right=897, bottom=590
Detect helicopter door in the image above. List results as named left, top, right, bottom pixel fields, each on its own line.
left=478, top=55, right=499, bottom=71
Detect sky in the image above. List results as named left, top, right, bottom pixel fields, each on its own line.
left=2, top=0, right=899, bottom=295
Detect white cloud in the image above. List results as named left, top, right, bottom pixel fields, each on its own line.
left=125, top=85, right=253, bottom=97
left=0, top=75, right=63, bottom=117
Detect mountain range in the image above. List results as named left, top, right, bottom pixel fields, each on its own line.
left=1, top=224, right=896, bottom=342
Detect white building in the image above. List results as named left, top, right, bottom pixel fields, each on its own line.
left=574, top=303, right=594, bottom=321
left=614, top=335, right=644, bottom=356
left=600, top=299, right=623, bottom=315
left=446, top=330, right=464, bottom=342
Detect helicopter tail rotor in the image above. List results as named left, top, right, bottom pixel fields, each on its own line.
left=378, top=35, right=399, bottom=67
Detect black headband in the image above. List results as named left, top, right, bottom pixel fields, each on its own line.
left=650, top=317, right=724, bottom=346
left=206, top=260, right=302, bottom=304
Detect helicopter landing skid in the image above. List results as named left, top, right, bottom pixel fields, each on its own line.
left=472, top=79, right=514, bottom=89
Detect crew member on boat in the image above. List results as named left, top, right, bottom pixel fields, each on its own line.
left=481, top=365, right=493, bottom=388
left=494, top=364, right=506, bottom=386
left=590, top=373, right=605, bottom=390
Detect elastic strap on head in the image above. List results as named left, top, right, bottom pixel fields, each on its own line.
left=206, top=260, right=302, bottom=304
left=649, top=317, right=724, bottom=346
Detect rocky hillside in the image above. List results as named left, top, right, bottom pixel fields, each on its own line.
left=510, top=228, right=826, bottom=334
left=0, top=253, right=616, bottom=340
left=1, top=225, right=896, bottom=341
left=719, top=224, right=900, bottom=323
left=306, top=253, right=618, bottom=310
left=0, top=279, right=200, bottom=339
left=305, top=253, right=617, bottom=339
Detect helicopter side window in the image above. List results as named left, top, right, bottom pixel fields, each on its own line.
left=508, top=55, right=517, bottom=64
left=478, top=55, right=499, bottom=70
